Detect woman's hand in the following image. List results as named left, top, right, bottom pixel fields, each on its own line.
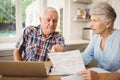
left=77, top=70, right=99, bottom=80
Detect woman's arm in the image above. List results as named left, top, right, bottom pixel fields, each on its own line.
left=99, top=72, right=120, bottom=80
left=77, top=70, right=120, bottom=80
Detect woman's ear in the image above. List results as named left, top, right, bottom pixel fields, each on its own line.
left=106, top=20, right=113, bottom=28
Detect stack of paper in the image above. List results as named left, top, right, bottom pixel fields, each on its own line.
left=61, top=75, right=83, bottom=80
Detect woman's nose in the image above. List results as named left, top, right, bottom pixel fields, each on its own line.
left=90, top=21, right=93, bottom=28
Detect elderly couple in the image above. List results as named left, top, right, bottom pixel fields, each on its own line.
left=13, top=1, right=120, bottom=80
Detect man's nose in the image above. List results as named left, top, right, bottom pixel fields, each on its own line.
left=50, top=20, right=54, bottom=25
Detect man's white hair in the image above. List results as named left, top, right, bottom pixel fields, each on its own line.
left=41, top=7, right=58, bottom=17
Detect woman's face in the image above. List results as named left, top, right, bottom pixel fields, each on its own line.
left=90, top=14, right=107, bottom=34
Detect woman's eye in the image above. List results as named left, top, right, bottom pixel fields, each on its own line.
left=91, top=19, right=97, bottom=22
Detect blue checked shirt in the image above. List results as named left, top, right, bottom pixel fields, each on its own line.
left=82, top=29, right=120, bottom=73
left=16, top=25, right=66, bottom=61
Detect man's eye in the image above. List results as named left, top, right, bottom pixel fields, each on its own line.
left=45, top=18, right=58, bottom=23
left=46, top=19, right=50, bottom=22
left=53, top=20, right=57, bottom=23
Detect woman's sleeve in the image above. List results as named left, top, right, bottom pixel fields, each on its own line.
left=81, top=36, right=95, bottom=65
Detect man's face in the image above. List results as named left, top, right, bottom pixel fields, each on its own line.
left=40, top=11, right=58, bottom=36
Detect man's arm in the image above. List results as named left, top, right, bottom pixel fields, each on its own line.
left=51, top=33, right=66, bottom=52
left=13, top=48, right=22, bottom=61
left=51, top=44, right=66, bottom=52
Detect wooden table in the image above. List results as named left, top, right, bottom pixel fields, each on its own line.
left=0, top=75, right=62, bottom=80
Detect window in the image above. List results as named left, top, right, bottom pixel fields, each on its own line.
left=0, top=0, right=16, bottom=43
left=0, top=0, right=38, bottom=43
left=0, top=0, right=65, bottom=43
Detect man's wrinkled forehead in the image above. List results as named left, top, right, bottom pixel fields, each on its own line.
left=44, top=11, right=58, bottom=18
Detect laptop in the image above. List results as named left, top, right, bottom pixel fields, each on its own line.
left=0, top=61, right=51, bottom=77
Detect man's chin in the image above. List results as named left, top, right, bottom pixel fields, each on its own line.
left=47, top=31, right=55, bottom=34
left=48, top=29, right=55, bottom=32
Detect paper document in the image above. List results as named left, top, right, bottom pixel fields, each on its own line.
left=87, top=67, right=110, bottom=73
left=61, top=75, right=83, bottom=80
left=48, top=50, right=86, bottom=75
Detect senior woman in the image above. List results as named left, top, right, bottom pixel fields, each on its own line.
left=77, top=1, right=120, bottom=80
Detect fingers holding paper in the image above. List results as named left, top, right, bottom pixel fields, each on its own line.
left=51, top=44, right=65, bottom=52
left=77, top=70, right=99, bottom=80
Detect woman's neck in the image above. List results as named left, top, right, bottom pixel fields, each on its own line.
left=100, top=28, right=114, bottom=39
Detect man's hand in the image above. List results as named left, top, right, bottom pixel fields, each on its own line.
left=51, top=44, right=65, bottom=52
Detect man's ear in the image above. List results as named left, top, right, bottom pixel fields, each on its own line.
left=106, top=20, right=113, bottom=28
